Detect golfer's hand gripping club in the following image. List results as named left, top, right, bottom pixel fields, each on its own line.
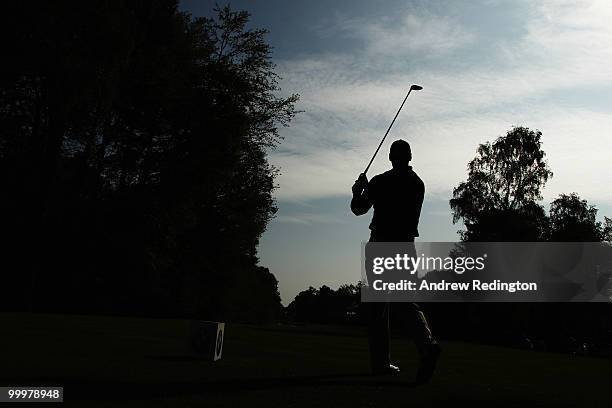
left=352, top=173, right=368, bottom=195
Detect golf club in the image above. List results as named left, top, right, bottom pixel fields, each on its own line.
left=362, top=84, right=423, bottom=175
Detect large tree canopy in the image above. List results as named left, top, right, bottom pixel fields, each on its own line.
left=450, top=127, right=553, bottom=241
left=0, top=1, right=297, bottom=320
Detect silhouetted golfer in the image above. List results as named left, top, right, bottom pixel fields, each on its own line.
left=351, top=139, right=441, bottom=384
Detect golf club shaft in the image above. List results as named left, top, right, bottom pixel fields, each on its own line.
left=363, top=88, right=414, bottom=175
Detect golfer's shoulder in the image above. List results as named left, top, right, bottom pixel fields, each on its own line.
left=371, top=170, right=393, bottom=185
left=370, top=171, right=387, bottom=182
left=408, top=168, right=425, bottom=191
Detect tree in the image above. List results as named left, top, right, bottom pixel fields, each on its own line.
left=546, top=193, right=612, bottom=349
left=0, top=1, right=297, bottom=320
left=450, top=127, right=553, bottom=241
left=548, top=193, right=607, bottom=241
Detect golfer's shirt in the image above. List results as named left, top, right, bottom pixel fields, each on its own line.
left=351, top=166, right=424, bottom=240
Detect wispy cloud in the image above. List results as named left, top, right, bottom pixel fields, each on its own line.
left=327, top=12, right=474, bottom=57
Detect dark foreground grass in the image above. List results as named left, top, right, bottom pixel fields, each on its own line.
left=0, top=313, right=610, bottom=407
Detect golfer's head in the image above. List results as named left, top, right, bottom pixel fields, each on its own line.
left=389, top=139, right=412, bottom=167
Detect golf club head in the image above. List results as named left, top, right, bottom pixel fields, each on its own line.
left=410, top=84, right=423, bottom=91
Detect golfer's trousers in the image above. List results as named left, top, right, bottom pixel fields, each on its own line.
left=366, top=233, right=433, bottom=370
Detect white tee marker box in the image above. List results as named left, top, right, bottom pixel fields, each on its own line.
left=190, top=321, right=225, bottom=361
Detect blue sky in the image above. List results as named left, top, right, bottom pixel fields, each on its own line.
left=182, top=0, right=612, bottom=304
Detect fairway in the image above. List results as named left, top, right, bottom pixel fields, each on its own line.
left=0, top=313, right=610, bottom=407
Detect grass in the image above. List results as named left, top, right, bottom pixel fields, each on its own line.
left=0, top=312, right=610, bottom=407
